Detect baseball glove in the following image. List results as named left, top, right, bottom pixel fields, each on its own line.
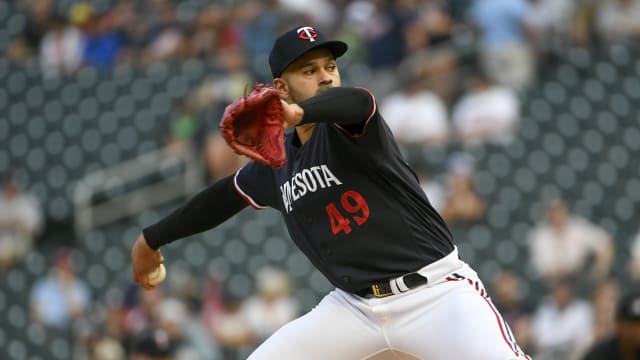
left=219, top=84, right=287, bottom=169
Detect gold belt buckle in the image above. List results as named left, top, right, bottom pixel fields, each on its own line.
left=371, top=284, right=393, bottom=298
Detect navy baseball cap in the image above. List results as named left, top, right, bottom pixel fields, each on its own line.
left=269, top=26, right=348, bottom=78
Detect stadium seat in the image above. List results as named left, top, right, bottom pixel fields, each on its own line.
left=7, top=338, right=28, bottom=360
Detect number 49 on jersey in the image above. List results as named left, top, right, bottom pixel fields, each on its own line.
left=325, top=190, right=369, bottom=235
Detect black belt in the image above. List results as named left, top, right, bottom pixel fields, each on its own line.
left=357, top=272, right=428, bottom=298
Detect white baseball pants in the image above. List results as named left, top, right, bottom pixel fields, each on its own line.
left=248, top=248, right=530, bottom=360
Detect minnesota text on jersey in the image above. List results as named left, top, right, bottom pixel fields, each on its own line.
left=279, top=164, right=342, bottom=213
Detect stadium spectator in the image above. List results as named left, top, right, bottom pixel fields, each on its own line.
left=197, top=48, right=253, bottom=179
left=7, top=0, right=53, bottom=61
left=130, top=327, right=177, bottom=360
left=80, top=6, right=124, bottom=71
left=189, top=4, right=225, bottom=59
left=418, top=47, right=460, bottom=106
left=582, top=290, right=640, bottom=360
left=277, top=0, right=336, bottom=29
left=108, top=0, right=147, bottom=64
left=91, top=336, right=127, bottom=360
left=380, top=71, right=450, bottom=147
left=528, top=199, right=614, bottom=283
left=396, top=2, right=446, bottom=55
left=161, top=269, right=224, bottom=360
left=337, top=0, right=375, bottom=66
left=630, top=230, right=640, bottom=282
left=0, top=174, right=44, bottom=269
left=451, top=70, right=520, bottom=147
left=359, top=0, right=412, bottom=96
left=237, top=0, right=284, bottom=82
left=491, top=270, right=535, bottom=354
left=570, top=0, right=599, bottom=47
left=39, top=14, right=85, bottom=77
left=591, top=278, right=620, bottom=344
left=153, top=296, right=221, bottom=359
left=241, top=267, right=300, bottom=342
left=208, top=292, right=255, bottom=360
left=531, top=277, right=594, bottom=360
left=122, top=286, right=164, bottom=339
left=525, top=0, right=576, bottom=58
left=417, top=0, right=457, bottom=48
left=468, top=0, right=536, bottom=90
left=439, top=153, right=486, bottom=224
left=164, top=99, right=201, bottom=156
left=140, top=0, right=188, bottom=64
left=29, top=248, right=91, bottom=330
left=594, top=0, right=640, bottom=45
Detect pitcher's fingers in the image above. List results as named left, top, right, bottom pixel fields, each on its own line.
left=138, top=274, right=155, bottom=290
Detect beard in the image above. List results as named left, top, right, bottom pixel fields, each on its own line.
left=287, top=86, right=305, bottom=104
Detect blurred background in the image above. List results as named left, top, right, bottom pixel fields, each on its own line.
left=1, top=0, right=640, bottom=359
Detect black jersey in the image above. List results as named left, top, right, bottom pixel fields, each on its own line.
left=234, top=91, right=454, bottom=293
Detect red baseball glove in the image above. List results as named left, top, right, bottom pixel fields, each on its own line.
left=219, top=84, right=287, bottom=169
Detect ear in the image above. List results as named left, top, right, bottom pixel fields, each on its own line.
left=273, top=78, right=289, bottom=99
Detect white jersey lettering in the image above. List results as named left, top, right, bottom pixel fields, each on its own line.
left=321, top=164, right=343, bottom=186
left=294, top=173, right=307, bottom=198
left=280, top=164, right=342, bottom=213
left=310, top=166, right=326, bottom=187
left=302, top=169, right=317, bottom=192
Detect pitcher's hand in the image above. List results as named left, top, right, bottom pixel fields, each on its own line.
left=131, top=233, right=164, bottom=290
left=281, top=100, right=304, bottom=129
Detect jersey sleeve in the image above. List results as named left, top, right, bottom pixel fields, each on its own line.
left=333, top=86, right=378, bottom=137
left=234, top=161, right=281, bottom=210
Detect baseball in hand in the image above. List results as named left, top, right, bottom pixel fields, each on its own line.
left=147, top=264, right=166, bottom=286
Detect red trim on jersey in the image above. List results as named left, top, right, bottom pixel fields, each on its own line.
left=446, top=274, right=528, bottom=359
left=233, top=169, right=267, bottom=210
left=482, top=296, right=526, bottom=359
left=334, top=87, right=376, bottom=138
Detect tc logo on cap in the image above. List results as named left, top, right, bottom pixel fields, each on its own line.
left=297, top=26, right=318, bottom=42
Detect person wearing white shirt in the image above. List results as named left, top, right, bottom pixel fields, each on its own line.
left=452, top=71, right=520, bottom=148
left=629, top=231, right=640, bottom=282
left=531, top=277, right=594, bottom=360
left=528, top=199, right=614, bottom=282
left=241, top=267, right=299, bottom=341
left=380, top=77, right=449, bottom=146
left=39, top=16, right=85, bottom=77
left=595, top=0, right=640, bottom=44
left=0, top=176, right=43, bottom=268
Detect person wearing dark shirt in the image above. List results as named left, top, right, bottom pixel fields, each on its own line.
left=583, top=291, right=640, bottom=360
left=131, top=25, right=529, bottom=360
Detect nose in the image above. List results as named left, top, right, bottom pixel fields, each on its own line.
left=319, top=69, right=333, bottom=86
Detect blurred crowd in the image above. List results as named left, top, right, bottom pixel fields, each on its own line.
left=28, top=247, right=299, bottom=359
left=4, top=0, right=640, bottom=359
left=7, top=0, right=640, bottom=179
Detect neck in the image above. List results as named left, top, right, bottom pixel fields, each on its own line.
left=296, top=123, right=316, bottom=144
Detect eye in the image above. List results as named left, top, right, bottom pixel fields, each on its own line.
left=304, top=69, right=315, bottom=75
left=327, top=64, right=336, bottom=71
